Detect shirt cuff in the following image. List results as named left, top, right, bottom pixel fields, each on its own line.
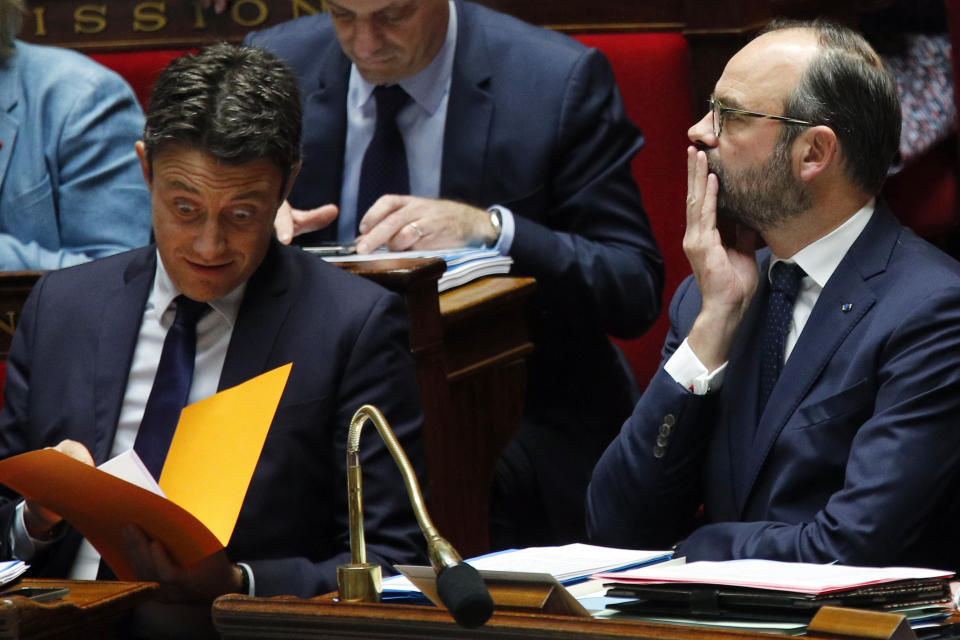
left=488, top=205, right=515, bottom=255
left=12, top=501, right=63, bottom=561
left=664, top=338, right=727, bottom=395
left=237, top=562, right=255, bottom=596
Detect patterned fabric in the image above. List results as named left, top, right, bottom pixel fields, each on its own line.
left=758, top=262, right=806, bottom=414
left=356, top=85, right=411, bottom=228
left=133, top=296, right=210, bottom=479
left=885, top=33, right=956, bottom=170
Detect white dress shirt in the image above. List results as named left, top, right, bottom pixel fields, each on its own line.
left=13, top=253, right=251, bottom=590
left=337, top=0, right=516, bottom=252
left=666, top=199, right=876, bottom=393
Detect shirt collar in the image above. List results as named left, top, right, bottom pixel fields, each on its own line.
left=151, top=250, right=246, bottom=328
left=352, top=0, right=457, bottom=115
left=769, top=197, right=876, bottom=289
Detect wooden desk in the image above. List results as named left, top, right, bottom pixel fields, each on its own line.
left=337, top=259, right=536, bottom=556
left=0, top=262, right=535, bottom=557
left=212, top=592, right=902, bottom=640
left=0, top=578, right=156, bottom=639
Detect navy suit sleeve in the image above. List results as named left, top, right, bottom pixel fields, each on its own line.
left=0, top=275, right=60, bottom=563
left=678, top=284, right=960, bottom=566
left=586, top=276, right=716, bottom=548
left=507, top=48, right=663, bottom=338
left=246, top=292, right=426, bottom=597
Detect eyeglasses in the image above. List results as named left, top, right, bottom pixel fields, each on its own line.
left=709, top=95, right=815, bottom=138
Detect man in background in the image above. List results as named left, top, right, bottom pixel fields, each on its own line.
left=0, top=0, right=150, bottom=268
left=0, top=44, right=425, bottom=602
left=588, top=21, right=960, bottom=571
left=245, top=0, right=664, bottom=549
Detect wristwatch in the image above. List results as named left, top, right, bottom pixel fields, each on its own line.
left=486, top=206, right=503, bottom=248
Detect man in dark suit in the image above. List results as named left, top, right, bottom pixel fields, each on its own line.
left=245, top=0, right=664, bottom=548
left=0, top=44, right=425, bottom=601
left=588, top=20, right=960, bottom=571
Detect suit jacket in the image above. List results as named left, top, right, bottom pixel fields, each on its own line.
left=246, top=3, right=664, bottom=484
left=0, top=241, right=427, bottom=597
left=0, top=41, right=151, bottom=269
left=587, top=203, right=960, bottom=571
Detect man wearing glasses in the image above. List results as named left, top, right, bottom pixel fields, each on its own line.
left=587, top=20, right=960, bottom=571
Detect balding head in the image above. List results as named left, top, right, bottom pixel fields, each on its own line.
left=762, top=20, right=901, bottom=195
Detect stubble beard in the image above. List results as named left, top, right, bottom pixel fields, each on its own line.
left=707, top=140, right=812, bottom=232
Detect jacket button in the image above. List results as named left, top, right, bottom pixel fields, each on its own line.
left=653, top=445, right=665, bottom=458
left=663, top=414, right=676, bottom=426
left=656, top=435, right=668, bottom=447
left=659, top=423, right=672, bottom=437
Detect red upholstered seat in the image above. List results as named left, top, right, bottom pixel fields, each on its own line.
left=88, top=49, right=192, bottom=110
left=574, top=33, right=693, bottom=388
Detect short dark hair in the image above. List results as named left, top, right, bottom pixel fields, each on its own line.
left=143, top=43, right=302, bottom=189
left=764, top=19, right=901, bottom=195
left=0, top=0, right=24, bottom=61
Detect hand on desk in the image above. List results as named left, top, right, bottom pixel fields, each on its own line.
left=356, top=195, right=497, bottom=253
left=122, top=524, right=243, bottom=603
left=274, top=200, right=339, bottom=244
left=23, top=439, right=93, bottom=539
left=683, top=146, right=761, bottom=372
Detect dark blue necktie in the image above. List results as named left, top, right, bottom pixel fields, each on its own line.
left=758, top=261, right=806, bottom=413
left=134, top=295, right=209, bottom=480
left=356, top=85, right=411, bottom=231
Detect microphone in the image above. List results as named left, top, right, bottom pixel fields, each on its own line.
left=337, top=405, right=494, bottom=628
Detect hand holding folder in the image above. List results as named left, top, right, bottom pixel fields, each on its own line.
left=0, top=364, right=291, bottom=582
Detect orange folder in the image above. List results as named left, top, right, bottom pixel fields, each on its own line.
left=0, top=363, right=292, bottom=580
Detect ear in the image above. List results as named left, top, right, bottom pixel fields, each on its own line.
left=135, top=141, right=152, bottom=188
left=795, top=125, right=837, bottom=182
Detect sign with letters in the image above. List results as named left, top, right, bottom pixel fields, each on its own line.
left=20, top=1, right=324, bottom=51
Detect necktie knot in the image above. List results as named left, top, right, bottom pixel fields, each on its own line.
left=769, top=261, right=805, bottom=299
left=173, top=295, right=209, bottom=328
left=373, top=85, right=410, bottom=127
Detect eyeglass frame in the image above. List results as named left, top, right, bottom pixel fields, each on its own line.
left=709, top=94, right=816, bottom=138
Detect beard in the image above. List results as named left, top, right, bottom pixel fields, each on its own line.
left=707, top=139, right=812, bottom=232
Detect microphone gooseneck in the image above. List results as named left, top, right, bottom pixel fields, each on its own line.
left=339, top=405, right=493, bottom=628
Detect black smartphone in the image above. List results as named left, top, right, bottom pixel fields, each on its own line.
left=306, top=243, right=357, bottom=256
left=0, top=586, right=70, bottom=602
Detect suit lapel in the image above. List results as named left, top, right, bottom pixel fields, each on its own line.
left=712, top=255, right=768, bottom=514
left=440, top=1, right=493, bottom=203
left=293, top=39, right=351, bottom=244
left=0, top=70, right=20, bottom=197
left=219, top=241, right=293, bottom=391
left=735, top=205, right=899, bottom=516
left=93, top=248, right=155, bottom=462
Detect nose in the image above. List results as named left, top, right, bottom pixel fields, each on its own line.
left=352, top=19, right=382, bottom=59
left=194, top=216, right=225, bottom=259
left=688, top=111, right=717, bottom=149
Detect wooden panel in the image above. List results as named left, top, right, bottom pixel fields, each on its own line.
left=212, top=593, right=903, bottom=640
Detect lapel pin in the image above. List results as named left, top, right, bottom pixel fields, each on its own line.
left=841, top=303, right=853, bottom=312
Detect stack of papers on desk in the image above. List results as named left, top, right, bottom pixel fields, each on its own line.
left=0, top=560, right=27, bottom=587
left=320, top=248, right=513, bottom=292
left=382, top=543, right=671, bottom=602
left=595, top=560, right=954, bottom=625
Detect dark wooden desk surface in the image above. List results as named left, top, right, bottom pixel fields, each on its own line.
left=212, top=591, right=915, bottom=640
left=0, top=578, right=157, bottom=640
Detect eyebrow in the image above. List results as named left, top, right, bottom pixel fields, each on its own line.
left=714, top=94, right=747, bottom=111
left=166, top=180, right=268, bottom=202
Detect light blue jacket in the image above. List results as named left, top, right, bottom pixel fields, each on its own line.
left=0, top=41, right=150, bottom=269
